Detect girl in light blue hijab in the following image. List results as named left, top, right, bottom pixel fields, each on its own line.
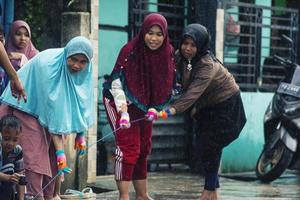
left=1, top=36, right=94, bottom=134
left=0, top=36, right=94, bottom=198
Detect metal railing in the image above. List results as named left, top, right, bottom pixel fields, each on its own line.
left=128, top=0, right=188, bottom=48
left=223, top=2, right=298, bottom=92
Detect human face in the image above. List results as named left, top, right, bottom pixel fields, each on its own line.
left=13, top=27, right=30, bottom=49
left=144, top=25, right=165, bottom=50
left=67, top=54, right=88, bottom=73
left=1, top=127, right=20, bottom=154
left=180, top=37, right=197, bottom=60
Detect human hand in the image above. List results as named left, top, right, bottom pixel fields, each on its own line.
left=7, top=173, right=21, bottom=184
left=119, top=112, right=130, bottom=129
left=120, top=103, right=128, bottom=113
left=158, top=107, right=176, bottom=120
left=18, top=174, right=27, bottom=185
left=56, top=150, right=72, bottom=175
left=74, top=132, right=86, bottom=156
left=146, top=108, right=158, bottom=121
left=172, top=83, right=182, bottom=95
left=10, top=75, right=27, bottom=103
left=8, top=52, right=23, bottom=60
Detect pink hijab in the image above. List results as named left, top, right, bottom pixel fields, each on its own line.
left=5, top=20, right=38, bottom=68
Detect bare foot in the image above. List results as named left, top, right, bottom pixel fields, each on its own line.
left=52, top=195, right=61, bottom=200
left=200, top=189, right=218, bottom=200
left=147, top=196, right=154, bottom=200
left=136, top=194, right=154, bottom=200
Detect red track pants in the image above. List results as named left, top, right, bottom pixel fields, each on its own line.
left=104, top=97, right=152, bottom=181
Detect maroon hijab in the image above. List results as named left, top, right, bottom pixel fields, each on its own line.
left=112, top=13, right=175, bottom=112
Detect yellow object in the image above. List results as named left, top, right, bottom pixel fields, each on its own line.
left=148, top=108, right=157, bottom=113
left=158, top=111, right=168, bottom=119
left=57, top=161, right=67, bottom=169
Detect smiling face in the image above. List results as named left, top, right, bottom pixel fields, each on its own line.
left=1, top=127, right=20, bottom=154
left=144, top=25, right=165, bottom=50
left=67, top=54, right=88, bottom=73
left=180, top=37, right=197, bottom=60
left=13, top=27, right=30, bottom=49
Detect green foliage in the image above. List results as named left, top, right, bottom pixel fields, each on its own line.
left=15, top=0, right=44, bottom=49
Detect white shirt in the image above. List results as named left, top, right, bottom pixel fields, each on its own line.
left=110, top=78, right=129, bottom=112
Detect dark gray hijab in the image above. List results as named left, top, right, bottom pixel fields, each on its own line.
left=181, top=23, right=210, bottom=60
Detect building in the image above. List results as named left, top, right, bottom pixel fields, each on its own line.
left=98, top=0, right=299, bottom=174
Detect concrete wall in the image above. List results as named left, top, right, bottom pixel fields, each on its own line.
left=217, top=0, right=273, bottom=172
left=98, top=0, right=128, bottom=100
left=60, top=0, right=99, bottom=190
left=222, top=92, right=274, bottom=172
left=86, top=0, right=99, bottom=185
left=257, top=0, right=272, bottom=83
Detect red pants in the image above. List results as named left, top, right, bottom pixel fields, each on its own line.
left=104, top=97, right=152, bottom=181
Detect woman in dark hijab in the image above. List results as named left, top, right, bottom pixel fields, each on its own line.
left=159, top=24, right=246, bottom=200
left=103, top=13, right=175, bottom=200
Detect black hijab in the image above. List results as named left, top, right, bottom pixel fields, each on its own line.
left=180, top=23, right=210, bottom=61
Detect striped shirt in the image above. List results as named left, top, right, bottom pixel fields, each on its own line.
left=0, top=144, right=24, bottom=178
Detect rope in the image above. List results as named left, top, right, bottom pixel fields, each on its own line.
left=32, top=116, right=148, bottom=199
left=32, top=173, right=60, bottom=199
left=87, top=116, right=147, bottom=149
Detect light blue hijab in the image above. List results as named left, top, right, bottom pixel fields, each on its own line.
left=1, top=36, right=94, bottom=134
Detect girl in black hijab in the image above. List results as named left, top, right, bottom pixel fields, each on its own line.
left=159, top=24, right=247, bottom=200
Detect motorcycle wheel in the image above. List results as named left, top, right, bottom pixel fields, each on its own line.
left=256, top=140, right=294, bottom=182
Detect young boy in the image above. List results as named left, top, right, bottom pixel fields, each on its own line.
left=0, top=114, right=25, bottom=200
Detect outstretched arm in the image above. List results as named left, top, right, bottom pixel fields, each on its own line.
left=52, top=134, right=72, bottom=175
left=16, top=184, right=25, bottom=200
left=52, top=134, right=64, bottom=151
left=0, top=172, right=20, bottom=183
left=74, top=132, right=86, bottom=155
left=110, top=78, right=131, bottom=128
left=8, top=52, right=29, bottom=68
left=0, top=43, right=27, bottom=102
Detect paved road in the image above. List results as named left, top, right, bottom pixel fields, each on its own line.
left=92, top=169, right=300, bottom=200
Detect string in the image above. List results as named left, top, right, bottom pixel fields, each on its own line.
left=86, top=116, right=147, bottom=149
left=32, top=173, right=60, bottom=199
left=32, top=115, right=148, bottom=199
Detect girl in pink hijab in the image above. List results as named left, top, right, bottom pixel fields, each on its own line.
left=0, top=20, right=38, bottom=95
left=5, top=20, right=38, bottom=70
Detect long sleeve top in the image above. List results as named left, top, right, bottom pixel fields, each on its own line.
left=110, top=78, right=128, bottom=113
left=171, top=52, right=239, bottom=115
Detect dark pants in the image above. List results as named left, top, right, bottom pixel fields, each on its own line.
left=195, top=92, right=246, bottom=190
left=0, top=182, right=15, bottom=200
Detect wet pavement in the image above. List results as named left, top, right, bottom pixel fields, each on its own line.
left=91, top=165, right=300, bottom=200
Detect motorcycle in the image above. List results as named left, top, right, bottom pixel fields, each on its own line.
left=256, top=35, right=300, bottom=182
